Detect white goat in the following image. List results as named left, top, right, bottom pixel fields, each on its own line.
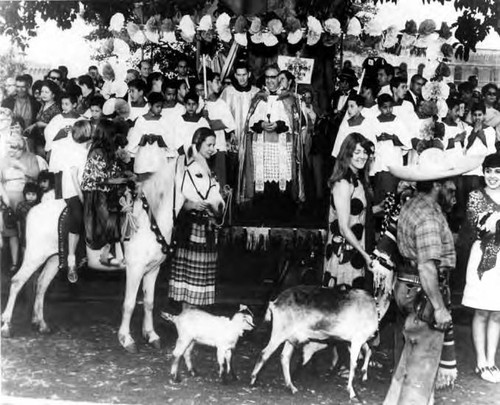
left=160, top=305, right=254, bottom=382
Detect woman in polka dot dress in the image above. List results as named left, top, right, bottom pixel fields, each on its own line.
left=323, top=132, right=375, bottom=288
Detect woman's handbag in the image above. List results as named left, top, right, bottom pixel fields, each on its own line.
left=1, top=203, right=18, bottom=230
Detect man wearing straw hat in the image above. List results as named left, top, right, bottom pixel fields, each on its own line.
left=384, top=145, right=481, bottom=404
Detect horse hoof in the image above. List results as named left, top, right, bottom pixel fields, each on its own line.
left=39, top=325, right=52, bottom=334
left=189, top=369, right=198, bottom=377
left=119, top=334, right=137, bottom=353
left=288, top=385, right=298, bottom=395
left=123, top=342, right=138, bottom=354
left=1, top=323, right=12, bottom=338
left=249, top=377, right=257, bottom=387
left=171, top=374, right=181, bottom=383
left=149, top=338, right=161, bottom=350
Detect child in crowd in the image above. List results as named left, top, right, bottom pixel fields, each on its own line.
left=173, top=91, right=210, bottom=152
left=127, top=92, right=175, bottom=158
left=37, top=170, right=55, bottom=202
left=462, top=102, right=497, bottom=192
left=16, top=182, right=40, bottom=256
left=194, top=80, right=206, bottom=113
left=162, top=79, right=185, bottom=120
left=10, top=116, right=26, bottom=137
left=127, top=79, right=148, bottom=121
left=177, top=80, right=188, bottom=105
left=10, top=116, right=30, bottom=154
left=368, top=93, right=412, bottom=203
left=203, top=71, right=236, bottom=187
left=44, top=92, right=82, bottom=155
left=443, top=98, right=467, bottom=158
left=89, top=94, right=105, bottom=128
left=390, top=76, right=416, bottom=120
left=332, top=95, right=372, bottom=158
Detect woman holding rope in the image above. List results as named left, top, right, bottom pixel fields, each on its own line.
left=168, top=127, right=221, bottom=310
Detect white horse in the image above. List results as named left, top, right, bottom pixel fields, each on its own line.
left=1, top=141, right=225, bottom=349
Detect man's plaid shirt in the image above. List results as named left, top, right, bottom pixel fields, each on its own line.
left=397, top=192, right=456, bottom=269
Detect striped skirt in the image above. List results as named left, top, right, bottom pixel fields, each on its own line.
left=169, top=218, right=217, bottom=306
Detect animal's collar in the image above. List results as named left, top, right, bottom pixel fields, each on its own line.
left=140, top=194, right=175, bottom=256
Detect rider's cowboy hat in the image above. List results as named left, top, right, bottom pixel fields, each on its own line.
left=388, top=147, right=482, bottom=182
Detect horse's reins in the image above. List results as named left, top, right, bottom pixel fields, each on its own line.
left=180, top=159, right=217, bottom=201
left=214, top=185, right=232, bottom=228
left=140, top=151, right=230, bottom=255
left=180, top=156, right=231, bottom=228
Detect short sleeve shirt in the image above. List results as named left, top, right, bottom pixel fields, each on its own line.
left=397, top=193, right=456, bottom=269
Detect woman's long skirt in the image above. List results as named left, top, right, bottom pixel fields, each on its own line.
left=169, top=217, right=217, bottom=306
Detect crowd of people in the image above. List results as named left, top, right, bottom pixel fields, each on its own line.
left=1, top=54, right=500, bottom=402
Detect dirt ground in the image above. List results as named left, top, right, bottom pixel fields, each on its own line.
left=1, top=269, right=500, bottom=405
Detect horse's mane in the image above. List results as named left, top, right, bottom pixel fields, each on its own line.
left=138, top=157, right=177, bottom=241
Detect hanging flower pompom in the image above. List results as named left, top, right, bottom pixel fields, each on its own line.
left=401, top=20, right=418, bottom=35
left=268, top=19, right=283, bottom=36
left=179, top=15, right=196, bottom=42
left=249, top=17, right=262, bottom=34
left=437, top=22, right=452, bottom=39
left=306, top=16, right=323, bottom=46
left=127, top=22, right=140, bottom=38
left=285, top=16, right=301, bottom=33
left=400, top=33, right=417, bottom=48
left=382, top=25, right=399, bottom=49
left=250, top=32, right=263, bottom=44
left=216, top=12, right=232, bottom=42
left=234, top=16, right=248, bottom=34
left=235, top=32, right=248, bottom=47
left=216, top=12, right=231, bottom=29
left=161, top=18, right=176, bottom=43
left=441, top=43, right=454, bottom=58
left=262, top=32, right=278, bottom=47
left=418, top=19, right=437, bottom=36
left=101, top=38, right=114, bottom=55
left=422, top=80, right=450, bottom=101
left=287, top=29, right=302, bottom=45
left=110, top=13, right=125, bottom=32
left=346, top=17, right=362, bottom=36
left=415, top=32, right=439, bottom=48
left=324, top=18, right=341, bottom=36
left=145, top=16, right=161, bottom=43
left=436, top=61, right=451, bottom=78
left=127, top=22, right=146, bottom=44
left=198, top=15, right=212, bottom=32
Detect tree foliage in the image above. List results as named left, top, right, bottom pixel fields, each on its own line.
left=373, top=0, right=500, bottom=53
left=0, top=0, right=498, bottom=55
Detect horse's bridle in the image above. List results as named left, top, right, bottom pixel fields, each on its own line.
left=180, top=158, right=217, bottom=201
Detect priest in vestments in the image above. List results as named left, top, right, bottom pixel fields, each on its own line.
left=237, top=64, right=304, bottom=224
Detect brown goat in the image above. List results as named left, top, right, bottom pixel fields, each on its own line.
left=250, top=285, right=382, bottom=399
